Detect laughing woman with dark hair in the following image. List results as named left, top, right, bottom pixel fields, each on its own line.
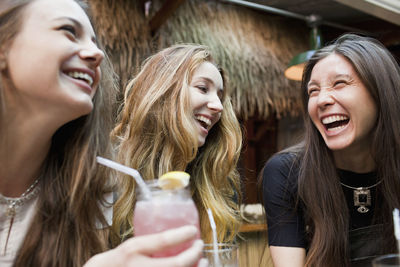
left=262, top=34, right=400, bottom=267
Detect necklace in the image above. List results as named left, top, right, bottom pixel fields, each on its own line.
left=340, top=180, right=382, bottom=214
left=0, top=178, right=40, bottom=255
left=4, top=178, right=40, bottom=217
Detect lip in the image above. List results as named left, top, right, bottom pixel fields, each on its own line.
left=196, top=113, right=212, bottom=120
left=62, top=67, right=97, bottom=93
left=194, top=113, right=212, bottom=135
left=196, top=113, right=218, bottom=125
left=197, top=121, right=209, bottom=135
left=319, top=113, right=350, bottom=136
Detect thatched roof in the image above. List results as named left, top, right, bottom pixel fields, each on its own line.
left=90, top=0, right=309, bottom=119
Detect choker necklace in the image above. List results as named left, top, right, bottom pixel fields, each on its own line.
left=340, top=180, right=382, bottom=214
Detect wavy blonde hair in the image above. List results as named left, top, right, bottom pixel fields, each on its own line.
left=112, top=44, right=242, bottom=244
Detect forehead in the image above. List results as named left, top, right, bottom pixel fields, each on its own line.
left=312, top=54, right=354, bottom=75
left=192, top=61, right=223, bottom=89
left=23, top=0, right=94, bottom=34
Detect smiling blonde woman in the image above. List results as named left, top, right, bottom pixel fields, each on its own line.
left=112, top=44, right=243, bottom=244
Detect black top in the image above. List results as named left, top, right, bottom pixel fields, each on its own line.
left=262, top=152, right=386, bottom=265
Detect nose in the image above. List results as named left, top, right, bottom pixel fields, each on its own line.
left=79, top=42, right=104, bottom=67
left=317, top=88, right=335, bottom=108
left=207, top=93, right=223, bottom=113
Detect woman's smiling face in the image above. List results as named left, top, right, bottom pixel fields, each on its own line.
left=4, top=0, right=104, bottom=123
left=189, top=61, right=224, bottom=147
left=307, top=53, right=378, bottom=152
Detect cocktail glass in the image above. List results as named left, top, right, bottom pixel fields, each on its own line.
left=204, top=243, right=239, bottom=267
left=133, top=179, right=201, bottom=257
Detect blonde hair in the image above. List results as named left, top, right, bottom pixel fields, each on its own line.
left=112, top=44, right=242, bottom=244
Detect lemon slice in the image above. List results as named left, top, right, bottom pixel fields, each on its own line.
left=158, top=171, right=190, bottom=190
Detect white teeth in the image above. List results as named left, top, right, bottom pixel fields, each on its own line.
left=195, top=115, right=211, bottom=127
left=322, top=115, right=349, bottom=125
left=327, top=125, right=346, bottom=132
left=67, top=71, right=93, bottom=86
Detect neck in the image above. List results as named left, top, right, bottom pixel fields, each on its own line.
left=0, top=115, right=57, bottom=197
left=333, top=146, right=376, bottom=173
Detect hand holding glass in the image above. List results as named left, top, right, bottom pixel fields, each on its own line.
left=133, top=180, right=201, bottom=257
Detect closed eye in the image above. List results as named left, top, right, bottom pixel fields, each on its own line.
left=333, top=80, right=347, bottom=87
left=59, top=24, right=77, bottom=39
left=307, top=87, right=319, bottom=96
left=197, top=86, right=208, bottom=93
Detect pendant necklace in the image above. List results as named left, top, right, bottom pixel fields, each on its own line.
left=340, top=180, right=382, bottom=214
left=1, top=178, right=40, bottom=255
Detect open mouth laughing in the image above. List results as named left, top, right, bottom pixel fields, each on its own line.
left=322, top=115, right=350, bottom=131
left=195, top=115, right=211, bottom=131
left=66, top=71, right=94, bottom=86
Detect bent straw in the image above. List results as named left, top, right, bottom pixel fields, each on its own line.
left=96, top=156, right=151, bottom=199
left=207, top=208, right=221, bottom=266
left=393, top=208, right=400, bottom=253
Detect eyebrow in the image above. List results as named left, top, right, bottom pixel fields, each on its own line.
left=54, top=16, right=98, bottom=43
left=307, top=81, right=319, bottom=88
left=307, top=73, right=352, bottom=88
left=334, top=74, right=352, bottom=80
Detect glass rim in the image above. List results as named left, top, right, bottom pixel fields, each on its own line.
left=204, top=243, right=239, bottom=252
left=136, top=179, right=189, bottom=192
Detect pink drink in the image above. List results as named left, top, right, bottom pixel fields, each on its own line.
left=133, top=180, right=201, bottom=257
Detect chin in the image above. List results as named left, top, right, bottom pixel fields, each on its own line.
left=325, top=139, right=353, bottom=151
left=198, top=138, right=206, bottom=147
left=68, top=102, right=94, bottom=121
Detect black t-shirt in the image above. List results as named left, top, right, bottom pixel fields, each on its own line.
left=262, top=152, right=307, bottom=247
left=262, top=152, right=382, bottom=253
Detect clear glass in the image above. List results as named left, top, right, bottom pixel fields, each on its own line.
left=133, top=179, right=200, bottom=257
left=204, top=243, right=239, bottom=267
left=373, top=254, right=400, bottom=267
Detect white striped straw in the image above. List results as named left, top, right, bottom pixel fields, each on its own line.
left=207, top=208, right=221, bottom=267
left=96, top=156, right=151, bottom=199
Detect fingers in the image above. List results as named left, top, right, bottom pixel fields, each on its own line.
left=156, top=239, right=206, bottom=267
left=198, top=258, right=209, bottom=267
left=84, top=227, right=206, bottom=267
left=124, top=225, right=199, bottom=255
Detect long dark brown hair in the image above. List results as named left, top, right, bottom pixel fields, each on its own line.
left=0, top=1, right=118, bottom=266
left=298, top=34, right=400, bottom=266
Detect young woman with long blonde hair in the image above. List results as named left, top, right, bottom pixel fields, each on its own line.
left=112, top=44, right=243, bottom=244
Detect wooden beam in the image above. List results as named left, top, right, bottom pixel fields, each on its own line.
left=149, top=0, right=186, bottom=34
left=334, top=0, right=400, bottom=27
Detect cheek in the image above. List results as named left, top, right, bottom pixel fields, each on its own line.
left=307, top=100, right=316, bottom=119
left=360, top=106, right=378, bottom=133
left=307, top=100, right=321, bottom=127
left=189, top=90, right=202, bottom=109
